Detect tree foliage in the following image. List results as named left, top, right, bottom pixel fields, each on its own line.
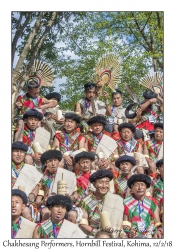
left=12, top=11, right=163, bottom=111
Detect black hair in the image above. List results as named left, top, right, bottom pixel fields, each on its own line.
left=89, top=169, right=113, bottom=183
left=87, top=116, right=107, bottom=126
left=95, top=229, right=113, bottom=238
left=40, top=150, right=62, bottom=166
left=12, top=189, right=28, bottom=205
left=84, top=82, right=96, bottom=91
left=156, top=159, right=163, bottom=168
left=27, top=80, right=40, bottom=89
left=112, top=89, right=123, bottom=98
left=45, top=92, right=61, bottom=102
left=65, top=113, right=81, bottom=124
left=46, top=194, right=72, bottom=212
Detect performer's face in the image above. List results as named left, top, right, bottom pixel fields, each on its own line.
left=27, top=87, right=40, bottom=98
left=64, top=119, right=77, bottom=133
left=12, top=149, right=25, bottom=164
left=12, top=196, right=25, bottom=219
left=79, top=158, right=91, bottom=173
left=26, top=116, right=40, bottom=130
left=46, top=158, right=59, bottom=173
left=131, top=181, right=147, bottom=198
left=51, top=205, right=66, bottom=222
left=85, top=88, right=96, bottom=101
left=91, top=122, right=103, bottom=135
left=112, top=94, right=123, bottom=107
left=120, top=128, right=133, bottom=141
left=154, top=127, right=163, bottom=141
left=120, top=162, right=132, bottom=174
left=94, top=177, right=110, bottom=195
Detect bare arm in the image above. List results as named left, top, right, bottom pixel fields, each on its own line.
left=79, top=224, right=94, bottom=235
left=143, top=142, right=149, bottom=156
left=123, top=214, right=128, bottom=221
left=33, top=225, right=40, bottom=238
left=153, top=206, right=163, bottom=238
left=154, top=205, right=161, bottom=222
left=106, top=105, right=112, bottom=116
left=140, top=98, right=157, bottom=112
left=78, top=208, right=92, bottom=234
left=39, top=100, right=57, bottom=111
left=52, top=136, right=60, bottom=149
left=146, top=158, right=157, bottom=174
left=29, top=185, right=40, bottom=199
left=84, top=137, right=88, bottom=151
left=103, top=91, right=112, bottom=116
left=74, top=102, right=82, bottom=116
left=79, top=136, right=85, bottom=149
left=128, top=107, right=142, bottom=124
left=114, top=144, right=120, bottom=156
left=137, top=143, right=143, bottom=153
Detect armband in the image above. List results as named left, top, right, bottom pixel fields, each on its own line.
left=122, top=221, right=131, bottom=228
left=155, top=222, right=162, bottom=228
left=79, top=218, right=89, bottom=225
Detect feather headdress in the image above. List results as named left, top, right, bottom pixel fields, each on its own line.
left=139, top=72, right=163, bottom=97
left=92, top=53, right=122, bottom=91
left=14, top=60, right=54, bottom=87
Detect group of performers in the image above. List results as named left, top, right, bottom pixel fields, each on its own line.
left=12, top=72, right=164, bottom=239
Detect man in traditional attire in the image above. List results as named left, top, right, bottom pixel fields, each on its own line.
left=123, top=174, right=163, bottom=238
left=79, top=169, right=123, bottom=237
left=85, top=116, right=117, bottom=170
left=15, top=75, right=57, bottom=116
left=28, top=150, right=63, bottom=203
left=12, top=189, right=36, bottom=238
left=129, top=90, right=163, bottom=133
left=143, top=123, right=163, bottom=162
left=104, top=90, right=127, bottom=134
left=74, top=151, right=96, bottom=202
left=33, top=194, right=73, bottom=238
left=42, top=92, right=64, bottom=145
left=116, top=123, right=142, bottom=156
left=14, top=109, right=43, bottom=165
left=27, top=150, right=64, bottom=223
left=151, top=159, right=163, bottom=207
left=74, top=82, right=106, bottom=132
left=53, top=113, right=85, bottom=169
left=29, top=149, right=77, bottom=207
left=12, top=141, right=28, bottom=187
left=114, top=155, right=136, bottom=199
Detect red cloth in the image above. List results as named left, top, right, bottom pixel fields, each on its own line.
left=103, top=131, right=111, bottom=137
left=110, top=169, right=119, bottom=179
left=77, top=172, right=91, bottom=190
left=136, top=120, right=154, bottom=131
left=148, top=172, right=158, bottom=179
left=111, top=131, right=120, bottom=141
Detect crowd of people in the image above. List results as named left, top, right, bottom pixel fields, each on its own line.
left=12, top=75, right=164, bottom=239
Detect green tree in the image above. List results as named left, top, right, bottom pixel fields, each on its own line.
left=53, top=11, right=163, bottom=109
left=12, top=11, right=163, bottom=112
left=12, top=11, right=86, bottom=117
